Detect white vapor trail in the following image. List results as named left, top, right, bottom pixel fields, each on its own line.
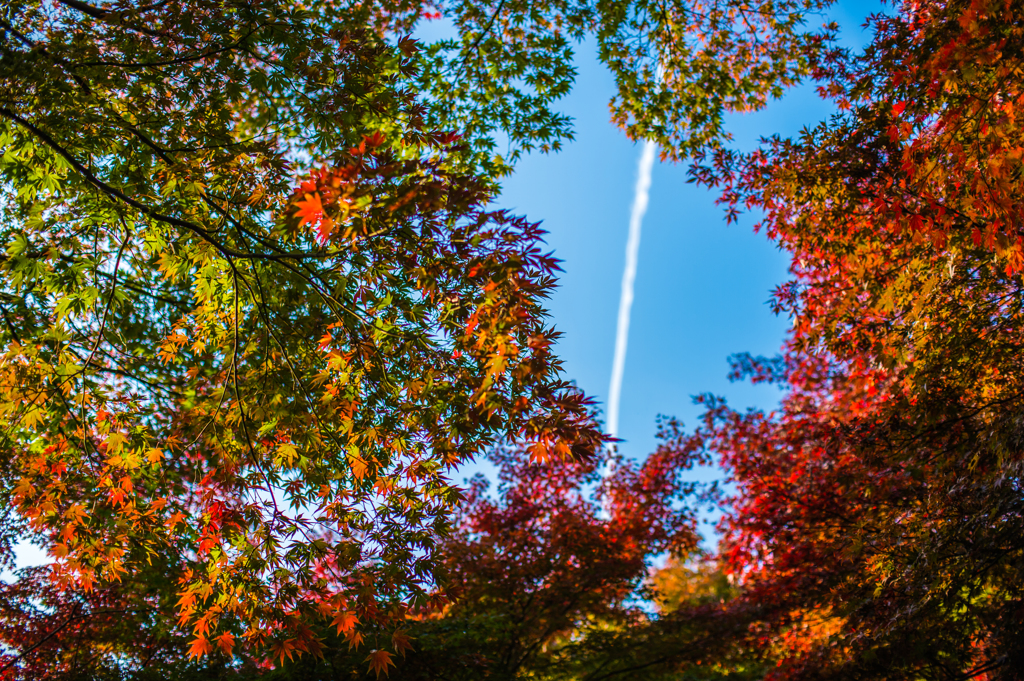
left=606, top=139, right=656, bottom=440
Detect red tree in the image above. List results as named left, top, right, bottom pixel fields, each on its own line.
left=686, top=0, right=1024, bottom=677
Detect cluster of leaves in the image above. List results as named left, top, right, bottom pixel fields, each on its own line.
left=0, top=559, right=258, bottom=680
left=0, top=0, right=616, bottom=672
left=416, top=0, right=839, bottom=166
left=0, top=428, right=748, bottom=680
left=0, top=0, right=894, bottom=676
left=234, top=434, right=744, bottom=681
left=682, top=0, right=1024, bottom=678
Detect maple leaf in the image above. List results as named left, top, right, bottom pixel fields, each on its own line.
left=392, top=630, right=414, bottom=657
left=198, top=536, right=218, bottom=555
left=193, top=614, right=214, bottom=637
left=187, top=636, right=212, bottom=660
left=331, top=610, right=358, bottom=635
left=528, top=441, right=549, bottom=463
left=177, top=590, right=197, bottom=611
left=104, top=432, right=128, bottom=457
left=216, top=631, right=235, bottom=656
left=271, top=638, right=298, bottom=664
left=365, top=649, right=396, bottom=678
left=276, top=442, right=299, bottom=466
left=294, top=192, right=324, bottom=227
left=319, top=216, right=337, bottom=242
left=349, top=453, right=369, bottom=481
left=397, top=36, right=419, bottom=57
left=363, top=131, right=387, bottom=148
left=108, top=487, right=126, bottom=506
left=345, top=629, right=364, bottom=650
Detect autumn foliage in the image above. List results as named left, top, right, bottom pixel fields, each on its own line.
left=684, top=0, right=1024, bottom=677
left=5, top=0, right=1024, bottom=678
left=0, top=0, right=611, bottom=673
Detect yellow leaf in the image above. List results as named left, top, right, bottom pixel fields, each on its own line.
left=105, top=432, right=128, bottom=456
left=277, top=442, right=299, bottom=466
left=21, top=406, right=43, bottom=430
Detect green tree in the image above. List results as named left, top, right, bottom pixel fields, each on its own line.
left=0, top=0, right=608, bottom=670
left=0, top=0, right=837, bottom=674
left=418, top=0, right=837, bottom=163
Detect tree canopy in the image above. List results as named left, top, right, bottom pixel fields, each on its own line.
left=0, top=0, right=605, bottom=668
left=0, top=0, right=833, bottom=675
left=7, top=0, right=1022, bottom=679
left=686, top=0, right=1024, bottom=676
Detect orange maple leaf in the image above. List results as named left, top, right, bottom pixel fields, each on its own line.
left=271, top=638, right=298, bottom=664
left=216, top=631, right=235, bottom=656
left=345, top=629, right=364, bottom=650
left=193, top=613, right=214, bottom=637
left=331, top=610, right=358, bottom=635
left=167, top=511, right=186, bottom=530
left=177, top=590, right=197, bottom=611
left=528, top=441, right=549, bottom=463
left=392, top=630, right=414, bottom=657
left=294, top=192, right=324, bottom=227
left=464, top=309, right=481, bottom=339
left=317, top=215, right=336, bottom=242
left=365, top=649, right=396, bottom=678
left=349, top=454, right=368, bottom=481
left=187, top=635, right=212, bottom=660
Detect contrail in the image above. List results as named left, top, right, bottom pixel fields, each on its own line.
left=606, top=139, right=656, bottom=439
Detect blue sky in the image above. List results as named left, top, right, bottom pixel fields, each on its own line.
left=497, top=1, right=883, bottom=464
left=483, top=2, right=885, bottom=548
